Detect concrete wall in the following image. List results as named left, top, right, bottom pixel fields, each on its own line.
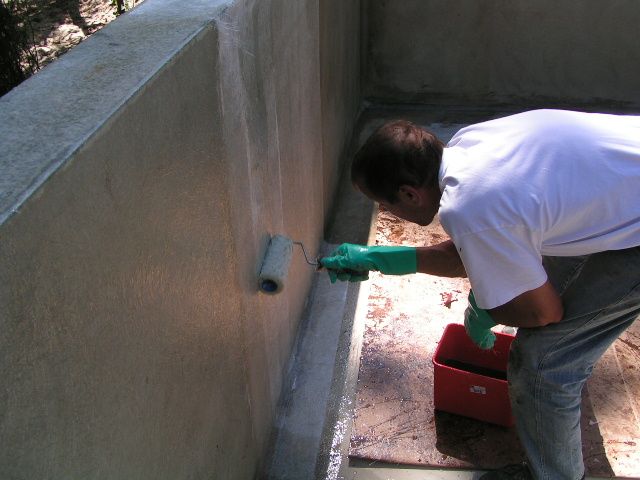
left=0, top=0, right=360, bottom=478
left=363, top=0, right=640, bottom=107
left=320, top=0, right=362, bottom=220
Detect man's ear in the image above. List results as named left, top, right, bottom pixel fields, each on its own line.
left=397, top=185, right=423, bottom=205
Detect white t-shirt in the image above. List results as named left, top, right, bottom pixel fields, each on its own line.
left=438, top=109, right=640, bottom=309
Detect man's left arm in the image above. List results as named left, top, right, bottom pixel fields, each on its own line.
left=487, top=280, right=563, bottom=328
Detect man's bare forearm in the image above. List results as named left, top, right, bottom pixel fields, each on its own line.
left=416, top=240, right=467, bottom=278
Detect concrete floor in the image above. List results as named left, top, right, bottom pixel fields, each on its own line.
left=264, top=106, right=628, bottom=480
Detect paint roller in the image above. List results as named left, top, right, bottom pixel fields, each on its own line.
left=258, top=235, right=319, bottom=294
left=258, top=235, right=366, bottom=294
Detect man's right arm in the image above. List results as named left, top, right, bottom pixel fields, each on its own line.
left=416, top=240, right=467, bottom=278
left=320, top=238, right=466, bottom=282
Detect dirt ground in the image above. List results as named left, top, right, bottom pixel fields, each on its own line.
left=376, top=207, right=468, bottom=309
left=24, top=0, right=144, bottom=71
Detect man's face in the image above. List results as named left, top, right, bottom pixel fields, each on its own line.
left=380, top=199, right=434, bottom=226
left=356, top=182, right=441, bottom=227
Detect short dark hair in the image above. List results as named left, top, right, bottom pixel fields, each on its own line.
left=351, top=120, right=444, bottom=203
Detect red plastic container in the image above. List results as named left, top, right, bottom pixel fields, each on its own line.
left=433, top=323, right=515, bottom=427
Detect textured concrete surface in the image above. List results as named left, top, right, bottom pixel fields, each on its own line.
left=0, top=0, right=360, bottom=478
left=263, top=140, right=376, bottom=479
left=263, top=242, right=361, bottom=480
left=4, top=1, right=637, bottom=478
left=0, top=0, right=228, bottom=225
left=320, top=0, right=362, bottom=220
left=363, top=0, right=640, bottom=108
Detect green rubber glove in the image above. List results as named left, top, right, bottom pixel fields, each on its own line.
left=320, top=243, right=417, bottom=284
left=464, top=290, right=497, bottom=350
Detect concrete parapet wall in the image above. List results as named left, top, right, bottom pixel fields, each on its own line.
left=363, top=0, right=640, bottom=107
left=0, top=0, right=360, bottom=478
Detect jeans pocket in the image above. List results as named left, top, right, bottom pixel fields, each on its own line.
left=542, top=255, right=589, bottom=296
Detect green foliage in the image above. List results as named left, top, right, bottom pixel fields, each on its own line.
left=0, top=0, right=39, bottom=96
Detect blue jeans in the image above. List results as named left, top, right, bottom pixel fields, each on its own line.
left=508, top=247, right=640, bottom=480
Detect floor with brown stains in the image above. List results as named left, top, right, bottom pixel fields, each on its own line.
left=348, top=209, right=640, bottom=477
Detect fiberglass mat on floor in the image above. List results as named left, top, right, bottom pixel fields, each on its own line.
left=348, top=211, right=640, bottom=477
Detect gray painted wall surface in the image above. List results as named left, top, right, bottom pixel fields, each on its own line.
left=363, top=0, right=640, bottom=107
left=320, top=1, right=362, bottom=221
left=0, top=0, right=360, bottom=478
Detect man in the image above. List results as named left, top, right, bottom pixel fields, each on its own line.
left=321, top=110, right=640, bottom=480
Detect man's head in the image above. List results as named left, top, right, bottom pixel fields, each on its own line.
left=351, top=120, right=444, bottom=225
